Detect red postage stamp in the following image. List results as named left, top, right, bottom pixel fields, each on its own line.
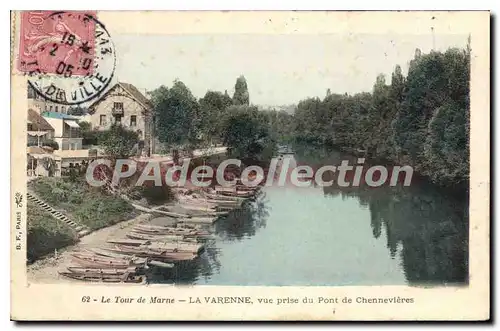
left=18, top=11, right=97, bottom=77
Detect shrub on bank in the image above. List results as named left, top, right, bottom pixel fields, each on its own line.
left=27, top=202, right=78, bottom=263
left=73, top=196, right=135, bottom=230
left=129, top=184, right=175, bottom=206
left=29, top=177, right=136, bottom=231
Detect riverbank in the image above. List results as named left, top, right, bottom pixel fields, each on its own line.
left=27, top=213, right=153, bottom=284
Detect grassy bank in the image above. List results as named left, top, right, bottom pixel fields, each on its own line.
left=29, top=177, right=136, bottom=231
left=27, top=202, right=78, bottom=262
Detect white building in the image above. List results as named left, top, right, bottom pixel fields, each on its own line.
left=41, top=112, right=83, bottom=150
left=88, top=82, right=155, bottom=156
left=28, top=84, right=69, bottom=114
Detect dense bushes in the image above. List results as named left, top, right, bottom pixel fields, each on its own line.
left=129, top=185, right=175, bottom=206
left=220, top=105, right=276, bottom=162
left=42, top=139, right=59, bottom=150
left=27, top=202, right=77, bottom=262
left=292, top=47, right=470, bottom=186
left=29, top=177, right=135, bottom=231
left=28, top=139, right=59, bottom=150
left=72, top=196, right=134, bottom=230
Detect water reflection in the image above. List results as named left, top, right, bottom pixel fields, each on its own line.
left=214, top=191, right=270, bottom=240
left=148, top=191, right=270, bottom=284
left=150, top=144, right=468, bottom=286
left=320, top=165, right=469, bottom=285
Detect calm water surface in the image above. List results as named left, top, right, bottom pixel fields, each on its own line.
left=150, top=146, right=469, bottom=286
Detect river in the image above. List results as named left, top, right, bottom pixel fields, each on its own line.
left=149, top=145, right=469, bottom=286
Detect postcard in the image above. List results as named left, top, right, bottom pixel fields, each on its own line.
left=10, top=10, right=490, bottom=321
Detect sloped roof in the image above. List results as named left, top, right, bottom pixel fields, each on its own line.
left=28, top=109, right=54, bottom=131
left=41, top=111, right=79, bottom=120
left=119, top=82, right=153, bottom=109
left=87, top=82, right=152, bottom=114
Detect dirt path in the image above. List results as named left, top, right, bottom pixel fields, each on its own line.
left=27, top=213, right=153, bottom=284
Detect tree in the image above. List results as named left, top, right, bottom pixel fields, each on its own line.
left=78, top=121, right=100, bottom=146
left=98, top=123, right=140, bottom=159
left=67, top=106, right=87, bottom=116
left=199, top=90, right=233, bottom=144
left=232, top=75, right=250, bottom=106
left=291, top=46, right=469, bottom=186
left=41, top=157, right=56, bottom=177
left=220, top=105, right=275, bottom=162
left=150, top=81, right=201, bottom=150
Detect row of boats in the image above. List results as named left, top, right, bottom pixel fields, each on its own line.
left=58, top=182, right=262, bottom=284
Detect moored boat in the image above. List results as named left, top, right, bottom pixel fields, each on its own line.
left=133, top=224, right=210, bottom=237
left=203, top=192, right=246, bottom=202
left=108, top=245, right=198, bottom=261
left=126, top=231, right=202, bottom=242
left=70, top=252, right=147, bottom=268
left=178, top=194, right=241, bottom=208
left=107, top=239, right=203, bottom=254
left=67, top=266, right=138, bottom=275
left=212, top=187, right=255, bottom=198
left=87, top=247, right=141, bottom=260
left=59, top=271, right=146, bottom=283
left=126, top=231, right=186, bottom=241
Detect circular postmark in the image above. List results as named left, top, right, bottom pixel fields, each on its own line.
left=20, top=11, right=116, bottom=105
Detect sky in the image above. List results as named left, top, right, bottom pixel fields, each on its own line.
left=110, top=33, right=468, bottom=106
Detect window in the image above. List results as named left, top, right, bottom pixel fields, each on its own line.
left=130, top=115, right=137, bottom=127
left=45, top=105, right=48, bottom=111
left=50, top=106, right=53, bottom=111
left=114, top=115, right=123, bottom=124
left=55, top=106, right=58, bottom=112
left=113, top=102, right=124, bottom=110
left=100, top=115, right=106, bottom=126
left=61, top=106, right=65, bottom=113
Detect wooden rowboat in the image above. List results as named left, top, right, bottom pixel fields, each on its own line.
left=59, top=271, right=146, bottom=283
left=88, top=248, right=174, bottom=269
left=107, top=239, right=203, bottom=254
left=67, top=266, right=138, bottom=275
left=212, top=187, right=255, bottom=198
left=177, top=203, right=218, bottom=212
left=108, top=245, right=198, bottom=261
left=202, top=192, right=246, bottom=202
left=147, top=241, right=204, bottom=254
left=131, top=227, right=210, bottom=239
left=87, top=247, right=141, bottom=260
left=107, top=238, right=151, bottom=246
left=127, top=231, right=201, bottom=242
left=178, top=195, right=241, bottom=208
left=134, top=224, right=211, bottom=236
left=126, top=232, right=185, bottom=241
left=71, top=253, right=147, bottom=268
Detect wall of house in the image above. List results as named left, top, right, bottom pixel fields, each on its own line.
left=28, top=99, right=68, bottom=114
left=27, top=132, right=54, bottom=146
left=54, top=137, right=83, bottom=150
left=89, top=85, right=148, bottom=140
left=42, top=118, right=82, bottom=150
left=43, top=117, right=64, bottom=137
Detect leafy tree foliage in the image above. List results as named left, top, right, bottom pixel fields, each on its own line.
left=232, top=75, right=250, bottom=106
left=98, top=123, right=140, bottom=159
left=150, top=80, right=200, bottom=149
left=67, top=106, right=87, bottom=116
left=199, top=90, right=233, bottom=144
left=293, top=47, right=470, bottom=186
left=220, top=105, right=275, bottom=162
left=79, top=121, right=101, bottom=146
